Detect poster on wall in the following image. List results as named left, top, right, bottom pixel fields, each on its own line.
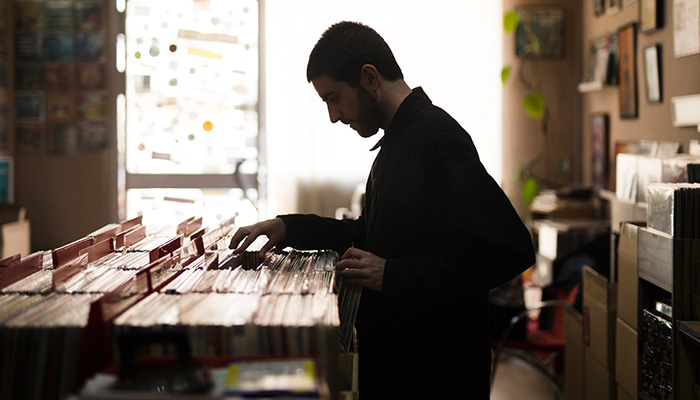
left=591, top=114, right=610, bottom=192
left=515, top=6, right=565, bottom=59
left=609, top=0, right=621, bottom=13
left=643, top=44, right=662, bottom=102
left=640, top=0, right=664, bottom=33
left=618, top=23, right=638, bottom=118
left=674, top=0, right=700, bottom=57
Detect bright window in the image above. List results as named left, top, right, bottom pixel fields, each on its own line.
left=123, top=0, right=260, bottom=227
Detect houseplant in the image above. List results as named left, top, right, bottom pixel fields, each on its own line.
left=501, top=8, right=569, bottom=205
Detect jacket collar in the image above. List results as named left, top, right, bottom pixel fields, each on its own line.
left=370, top=87, right=431, bottom=151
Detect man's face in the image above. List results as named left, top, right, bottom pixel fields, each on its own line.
left=312, top=75, right=383, bottom=138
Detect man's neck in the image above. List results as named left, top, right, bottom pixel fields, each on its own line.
left=379, top=80, right=412, bottom=130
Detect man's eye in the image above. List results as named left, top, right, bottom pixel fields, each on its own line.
left=329, top=96, right=339, bottom=104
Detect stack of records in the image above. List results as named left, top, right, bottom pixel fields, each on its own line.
left=0, top=215, right=362, bottom=399
left=646, top=183, right=700, bottom=238
left=0, top=293, right=102, bottom=400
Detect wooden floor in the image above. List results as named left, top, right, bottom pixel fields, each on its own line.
left=491, top=352, right=561, bottom=400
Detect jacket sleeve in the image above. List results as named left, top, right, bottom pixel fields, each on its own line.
left=382, top=134, right=535, bottom=308
left=277, top=213, right=366, bottom=255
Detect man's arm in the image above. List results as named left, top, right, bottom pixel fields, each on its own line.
left=229, top=214, right=366, bottom=257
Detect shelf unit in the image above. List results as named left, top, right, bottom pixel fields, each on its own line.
left=634, top=225, right=700, bottom=400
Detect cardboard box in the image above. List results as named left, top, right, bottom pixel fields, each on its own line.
left=0, top=205, right=30, bottom=258
left=584, top=351, right=615, bottom=400
left=565, top=307, right=584, bottom=400
left=583, top=266, right=617, bottom=369
left=610, top=196, right=647, bottom=234
left=615, top=317, right=637, bottom=398
left=616, top=222, right=643, bottom=329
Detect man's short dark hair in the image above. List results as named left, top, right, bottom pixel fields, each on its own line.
left=306, top=21, right=404, bottom=85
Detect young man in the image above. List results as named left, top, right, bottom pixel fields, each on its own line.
left=230, top=21, right=535, bottom=399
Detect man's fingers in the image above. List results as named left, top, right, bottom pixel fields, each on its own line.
left=258, top=240, right=277, bottom=258
left=342, top=247, right=364, bottom=260
left=232, top=235, right=253, bottom=254
left=228, top=226, right=250, bottom=249
left=336, top=259, right=360, bottom=271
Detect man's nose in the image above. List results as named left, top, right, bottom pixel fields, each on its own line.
left=328, top=105, right=341, bottom=124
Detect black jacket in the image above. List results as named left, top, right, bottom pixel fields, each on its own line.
left=279, top=88, right=535, bottom=399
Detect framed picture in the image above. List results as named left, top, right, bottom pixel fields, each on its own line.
left=595, top=0, right=606, bottom=16
left=640, top=0, right=664, bottom=33
left=674, top=0, right=700, bottom=57
left=643, top=44, right=662, bottom=103
left=608, top=0, right=621, bottom=14
left=515, top=6, right=565, bottom=59
left=618, top=23, right=638, bottom=118
left=591, top=114, right=609, bottom=192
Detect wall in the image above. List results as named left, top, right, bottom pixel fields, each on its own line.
left=502, top=0, right=582, bottom=216
left=579, top=0, right=700, bottom=186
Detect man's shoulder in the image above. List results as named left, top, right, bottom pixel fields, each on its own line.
left=409, top=105, right=469, bottom=141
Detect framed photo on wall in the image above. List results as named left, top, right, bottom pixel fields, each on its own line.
left=608, top=0, right=621, bottom=14
left=595, top=0, right=606, bottom=15
left=515, top=6, right=565, bottom=59
left=618, top=23, right=638, bottom=118
left=591, top=113, right=610, bottom=192
left=643, top=44, right=662, bottom=102
left=640, top=0, right=664, bottom=33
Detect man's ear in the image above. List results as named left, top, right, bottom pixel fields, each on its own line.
left=360, top=64, right=381, bottom=91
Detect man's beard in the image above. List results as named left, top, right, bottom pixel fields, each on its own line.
left=354, top=86, right=383, bottom=138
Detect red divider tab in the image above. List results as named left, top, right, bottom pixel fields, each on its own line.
left=0, top=252, right=43, bottom=289
left=52, top=236, right=94, bottom=269
left=120, top=215, right=143, bottom=233
left=115, top=225, right=140, bottom=250
left=0, top=253, right=21, bottom=268
left=147, top=253, right=184, bottom=292
left=124, top=225, right=147, bottom=248
left=52, top=253, right=89, bottom=291
left=92, top=225, right=119, bottom=245
left=78, top=238, right=115, bottom=263
left=186, top=217, right=203, bottom=236
left=176, top=217, right=195, bottom=236
left=149, top=236, right=183, bottom=263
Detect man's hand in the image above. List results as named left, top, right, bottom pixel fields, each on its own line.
left=336, top=247, right=385, bottom=291
left=229, top=218, right=287, bottom=258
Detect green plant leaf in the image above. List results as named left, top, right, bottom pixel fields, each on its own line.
left=504, top=11, right=519, bottom=34
left=501, top=66, right=511, bottom=86
left=523, top=91, right=546, bottom=119
left=522, top=177, right=539, bottom=205
left=511, top=162, right=526, bottom=182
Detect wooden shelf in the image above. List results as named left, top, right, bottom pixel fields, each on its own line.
left=679, top=321, right=700, bottom=347
left=577, top=81, right=617, bottom=93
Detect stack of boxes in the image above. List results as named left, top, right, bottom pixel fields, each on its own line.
left=615, top=222, right=642, bottom=400
left=563, top=221, right=640, bottom=400
left=582, top=266, right=617, bottom=400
